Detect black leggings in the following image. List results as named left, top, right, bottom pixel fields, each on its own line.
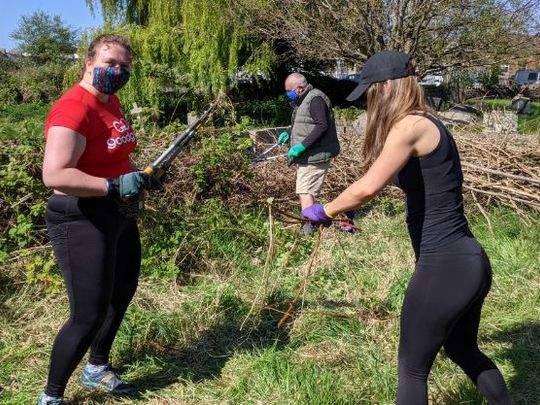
left=397, top=237, right=512, bottom=405
left=44, top=195, right=141, bottom=397
left=397, top=236, right=512, bottom=405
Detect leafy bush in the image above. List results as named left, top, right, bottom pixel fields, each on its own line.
left=236, top=95, right=291, bottom=128
left=0, top=59, right=22, bottom=105
left=334, top=106, right=363, bottom=123
left=0, top=59, right=74, bottom=106
left=0, top=118, right=48, bottom=249
left=189, top=131, right=254, bottom=199
left=0, top=111, right=56, bottom=285
left=0, top=103, right=49, bottom=122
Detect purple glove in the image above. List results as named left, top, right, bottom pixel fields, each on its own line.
left=301, top=204, right=332, bottom=227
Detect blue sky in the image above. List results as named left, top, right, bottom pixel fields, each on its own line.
left=0, top=0, right=103, bottom=51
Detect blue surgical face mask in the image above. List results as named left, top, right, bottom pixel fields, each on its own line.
left=286, top=90, right=299, bottom=102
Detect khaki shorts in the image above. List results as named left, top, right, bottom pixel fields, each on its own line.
left=295, top=161, right=331, bottom=196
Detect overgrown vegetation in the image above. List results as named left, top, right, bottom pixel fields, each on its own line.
left=1, top=201, right=538, bottom=404
left=0, top=10, right=79, bottom=106
left=1, top=103, right=539, bottom=404
left=1, top=1, right=539, bottom=401
left=0, top=105, right=51, bottom=279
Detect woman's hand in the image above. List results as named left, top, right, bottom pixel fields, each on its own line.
left=108, top=171, right=165, bottom=198
left=301, top=204, right=333, bottom=227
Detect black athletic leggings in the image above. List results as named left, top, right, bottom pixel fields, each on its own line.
left=44, top=194, right=141, bottom=397
left=397, top=236, right=512, bottom=404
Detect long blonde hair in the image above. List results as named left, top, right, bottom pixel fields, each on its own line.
left=362, top=75, right=426, bottom=168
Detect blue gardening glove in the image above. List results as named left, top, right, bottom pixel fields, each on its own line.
left=301, top=203, right=333, bottom=227
left=119, top=172, right=149, bottom=197
left=287, top=143, right=306, bottom=158
left=278, top=131, right=290, bottom=145
left=108, top=172, right=149, bottom=198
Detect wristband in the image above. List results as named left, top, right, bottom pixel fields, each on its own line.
left=323, top=204, right=335, bottom=219
left=106, top=177, right=119, bottom=198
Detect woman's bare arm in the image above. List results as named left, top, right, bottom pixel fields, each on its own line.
left=42, top=126, right=108, bottom=197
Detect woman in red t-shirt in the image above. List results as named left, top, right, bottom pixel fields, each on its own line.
left=38, top=34, right=155, bottom=405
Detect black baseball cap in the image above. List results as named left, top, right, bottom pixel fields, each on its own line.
left=346, top=51, right=415, bottom=101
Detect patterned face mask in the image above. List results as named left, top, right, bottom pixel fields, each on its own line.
left=92, top=66, right=131, bottom=95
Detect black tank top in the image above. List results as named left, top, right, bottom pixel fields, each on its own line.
left=393, top=114, right=471, bottom=258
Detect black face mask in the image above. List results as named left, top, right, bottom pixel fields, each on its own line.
left=92, top=66, right=130, bottom=95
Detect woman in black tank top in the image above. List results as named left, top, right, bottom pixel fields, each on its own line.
left=301, top=51, right=512, bottom=405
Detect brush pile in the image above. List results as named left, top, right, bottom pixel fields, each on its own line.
left=244, top=125, right=540, bottom=216
left=457, top=132, right=540, bottom=214
left=138, top=123, right=539, bottom=217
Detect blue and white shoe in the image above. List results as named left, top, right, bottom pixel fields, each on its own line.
left=37, top=392, right=64, bottom=405
left=80, top=364, right=134, bottom=394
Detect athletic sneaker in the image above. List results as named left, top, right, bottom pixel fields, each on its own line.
left=37, top=392, right=64, bottom=405
left=80, top=363, right=134, bottom=394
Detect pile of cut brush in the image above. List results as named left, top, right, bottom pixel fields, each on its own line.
left=248, top=126, right=540, bottom=218
left=137, top=125, right=540, bottom=218
left=457, top=132, right=540, bottom=216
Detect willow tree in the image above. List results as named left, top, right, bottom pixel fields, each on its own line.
left=84, top=0, right=275, bottom=116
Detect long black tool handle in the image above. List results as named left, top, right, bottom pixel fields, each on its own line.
left=144, top=92, right=224, bottom=176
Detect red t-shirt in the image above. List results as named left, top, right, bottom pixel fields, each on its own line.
left=44, top=84, right=137, bottom=178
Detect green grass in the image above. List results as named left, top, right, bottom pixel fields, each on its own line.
left=1, top=203, right=538, bottom=404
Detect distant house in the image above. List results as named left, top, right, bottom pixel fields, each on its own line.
left=506, top=34, right=540, bottom=78
left=0, top=49, right=80, bottom=62
left=0, top=48, right=18, bottom=61
left=332, top=58, right=362, bottom=80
